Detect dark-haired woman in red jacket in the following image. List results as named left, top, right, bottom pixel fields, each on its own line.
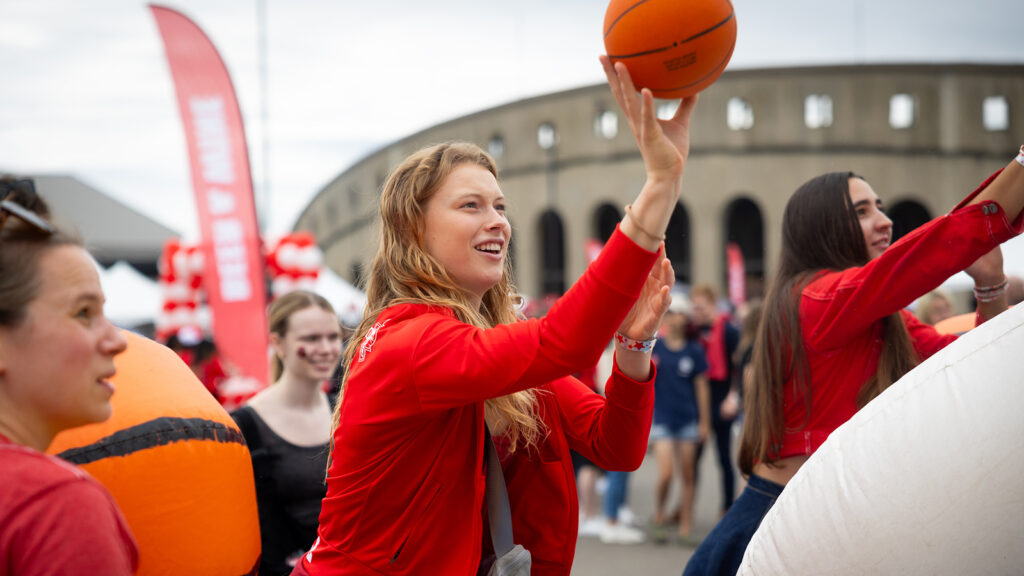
left=685, top=148, right=1024, bottom=576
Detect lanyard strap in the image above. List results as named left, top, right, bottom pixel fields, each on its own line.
left=484, top=426, right=515, bottom=556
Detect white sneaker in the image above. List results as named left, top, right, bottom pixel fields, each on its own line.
left=617, top=505, right=637, bottom=526
left=578, top=515, right=607, bottom=538
left=599, top=522, right=645, bottom=545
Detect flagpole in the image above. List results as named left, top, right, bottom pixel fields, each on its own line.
left=256, top=0, right=270, bottom=233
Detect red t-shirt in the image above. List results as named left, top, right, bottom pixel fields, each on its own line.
left=300, top=227, right=658, bottom=575
left=779, top=172, right=1024, bottom=459
left=0, top=436, right=138, bottom=576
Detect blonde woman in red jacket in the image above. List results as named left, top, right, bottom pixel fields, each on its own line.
left=685, top=152, right=1024, bottom=575
left=294, top=60, right=694, bottom=575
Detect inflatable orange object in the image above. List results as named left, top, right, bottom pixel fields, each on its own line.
left=603, top=0, right=737, bottom=99
left=934, top=312, right=976, bottom=335
left=48, top=331, right=260, bottom=576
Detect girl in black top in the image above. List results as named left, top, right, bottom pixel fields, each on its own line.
left=232, top=290, right=342, bottom=575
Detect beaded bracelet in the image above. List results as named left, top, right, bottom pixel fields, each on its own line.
left=614, top=331, right=657, bottom=353
left=1015, top=145, right=1024, bottom=168
left=974, top=278, right=1008, bottom=303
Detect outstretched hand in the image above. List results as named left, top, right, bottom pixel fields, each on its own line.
left=600, top=55, right=697, bottom=182
left=618, top=244, right=674, bottom=341
left=965, top=245, right=1005, bottom=287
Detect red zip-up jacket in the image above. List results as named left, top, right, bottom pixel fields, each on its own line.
left=489, top=363, right=655, bottom=575
left=300, top=227, right=658, bottom=575
left=779, top=171, right=1024, bottom=459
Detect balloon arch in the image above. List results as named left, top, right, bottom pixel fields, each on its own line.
left=155, top=231, right=323, bottom=343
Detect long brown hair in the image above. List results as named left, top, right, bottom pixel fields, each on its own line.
left=331, top=142, right=544, bottom=453
left=0, top=177, right=79, bottom=328
left=738, top=172, right=918, bottom=474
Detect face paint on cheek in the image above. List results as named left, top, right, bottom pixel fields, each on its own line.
left=297, top=346, right=308, bottom=359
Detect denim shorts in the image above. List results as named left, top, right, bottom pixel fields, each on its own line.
left=650, top=421, right=700, bottom=442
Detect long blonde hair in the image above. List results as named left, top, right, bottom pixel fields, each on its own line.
left=332, top=142, right=544, bottom=453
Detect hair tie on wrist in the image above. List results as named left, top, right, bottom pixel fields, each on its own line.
left=614, top=331, right=657, bottom=353
left=974, top=278, right=1008, bottom=303
left=624, top=204, right=666, bottom=242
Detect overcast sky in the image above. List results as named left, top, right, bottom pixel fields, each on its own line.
left=0, top=0, right=1020, bottom=239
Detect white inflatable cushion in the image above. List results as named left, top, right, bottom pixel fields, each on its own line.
left=739, top=305, right=1024, bottom=576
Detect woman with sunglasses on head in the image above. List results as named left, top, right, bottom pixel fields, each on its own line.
left=232, top=290, right=343, bottom=576
left=295, top=59, right=694, bottom=576
left=0, top=177, right=137, bottom=575
left=684, top=147, right=1024, bottom=576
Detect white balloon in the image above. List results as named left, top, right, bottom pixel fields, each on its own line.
left=165, top=282, right=192, bottom=303
left=169, top=307, right=193, bottom=328
left=739, top=306, right=1024, bottom=576
left=297, top=246, right=323, bottom=272
left=272, top=276, right=294, bottom=297
left=189, top=249, right=205, bottom=274
left=276, top=244, right=298, bottom=269
left=172, top=250, right=189, bottom=277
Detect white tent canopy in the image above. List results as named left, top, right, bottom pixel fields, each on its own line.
left=97, top=260, right=162, bottom=328
left=315, top=268, right=366, bottom=328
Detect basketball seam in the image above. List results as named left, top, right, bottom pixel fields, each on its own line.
left=603, top=0, right=650, bottom=39
left=605, top=11, right=734, bottom=60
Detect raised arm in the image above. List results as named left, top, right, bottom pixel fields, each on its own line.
left=966, top=146, right=1024, bottom=221
left=601, top=56, right=698, bottom=251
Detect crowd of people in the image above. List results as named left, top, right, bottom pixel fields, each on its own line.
left=2, top=55, right=1023, bottom=576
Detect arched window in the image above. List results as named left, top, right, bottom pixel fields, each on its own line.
left=665, top=202, right=691, bottom=284
left=594, top=110, right=619, bottom=139
left=593, top=203, right=621, bottom=243
left=539, top=210, right=565, bottom=295
left=888, top=200, right=931, bottom=243
left=488, top=134, right=506, bottom=158
left=725, top=197, right=765, bottom=299
left=537, top=122, right=557, bottom=150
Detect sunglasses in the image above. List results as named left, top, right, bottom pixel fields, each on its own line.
left=0, top=179, right=56, bottom=235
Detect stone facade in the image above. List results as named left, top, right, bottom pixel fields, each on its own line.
left=296, top=63, right=1023, bottom=302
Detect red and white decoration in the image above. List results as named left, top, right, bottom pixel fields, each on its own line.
left=266, top=232, right=323, bottom=298
left=156, top=239, right=208, bottom=343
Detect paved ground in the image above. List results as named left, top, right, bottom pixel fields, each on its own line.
left=570, top=430, right=741, bottom=576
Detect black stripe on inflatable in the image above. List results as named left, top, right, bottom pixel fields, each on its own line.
left=603, top=0, right=650, bottom=39
left=57, top=417, right=246, bottom=465
left=606, top=11, right=735, bottom=60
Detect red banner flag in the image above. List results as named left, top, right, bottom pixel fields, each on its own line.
left=726, top=242, right=746, bottom=308
left=151, top=5, right=269, bottom=385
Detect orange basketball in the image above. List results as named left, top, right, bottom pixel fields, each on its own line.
left=603, top=0, right=737, bottom=99
left=48, top=331, right=260, bottom=576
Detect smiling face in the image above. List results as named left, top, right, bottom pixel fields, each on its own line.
left=849, top=177, right=893, bottom=261
left=0, top=245, right=127, bottom=448
left=421, top=163, right=511, bottom=308
left=272, top=305, right=342, bottom=384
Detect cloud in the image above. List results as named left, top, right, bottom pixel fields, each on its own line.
left=0, top=0, right=1019, bottom=239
